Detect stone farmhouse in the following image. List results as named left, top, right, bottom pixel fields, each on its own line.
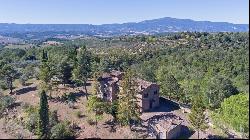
left=97, top=70, right=160, bottom=112
left=148, top=114, right=184, bottom=139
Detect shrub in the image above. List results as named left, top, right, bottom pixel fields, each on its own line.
left=87, top=119, right=96, bottom=125
left=74, top=80, right=83, bottom=87
left=67, top=93, right=77, bottom=102
left=23, top=105, right=60, bottom=134
left=49, top=110, right=59, bottom=127
left=50, top=121, right=75, bottom=139
left=25, top=113, right=39, bottom=133
left=23, top=105, right=39, bottom=133
left=0, top=82, right=8, bottom=90
left=68, top=101, right=75, bottom=109
left=21, top=102, right=30, bottom=110
left=15, top=132, right=24, bottom=139
left=75, top=111, right=82, bottom=118
left=0, top=95, right=15, bottom=112
left=24, top=105, right=38, bottom=115
left=19, top=75, right=28, bottom=86
left=61, top=92, right=77, bottom=103
left=61, top=93, right=68, bottom=102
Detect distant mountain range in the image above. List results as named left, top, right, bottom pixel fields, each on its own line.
left=0, top=17, right=248, bottom=36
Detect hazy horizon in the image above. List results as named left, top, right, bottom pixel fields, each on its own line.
left=0, top=0, right=249, bottom=24
left=0, top=16, right=249, bottom=25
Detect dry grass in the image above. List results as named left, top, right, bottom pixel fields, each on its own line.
left=1, top=78, right=138, bottom=139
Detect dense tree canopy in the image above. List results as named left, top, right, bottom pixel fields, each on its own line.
left=213, top=93, right=249, bottom=136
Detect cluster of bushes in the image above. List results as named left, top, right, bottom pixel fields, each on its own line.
left=212, top=93, right=249, bottom=138
left=21, top=104, right=75, bottom=139
left=61, top=92, right=77, bottom=103
left=0, top=94, right=15, bottom=117
left=3, top=118, right=33, bottom=139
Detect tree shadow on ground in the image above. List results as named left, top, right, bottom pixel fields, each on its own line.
left=144, top=112, right=178, bottom=123
left=15, top=86, right=37, bottom=95
left=207, top=134, right=227, bottom=139
left=103, top=119, right=117, bottom=133
left=178, top=125, right=195, bottom=139
left=71, top=91, right=90, bottom=98
left=49, top=90, right=90, bottom=103
left=131, top=124, right=149, bottom=138
left=85, top=82, right=91, bottom=86
left=77, top=114, right=86, bottom=118
left=9, top=102, right=22, bottom=109
left=145, top=97, right=180, bottom=113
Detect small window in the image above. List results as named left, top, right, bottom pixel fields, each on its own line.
left=154, top=90, right=158, bottom=95
left=144, top=93, right=148, bottom=98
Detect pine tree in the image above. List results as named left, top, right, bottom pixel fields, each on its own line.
left=105, top=101, right=118, bottom=122
left=189, top=94, right=208, bottom=139
left=39, top=60, right=53, bottom=95
left=87, top=74, right=104, bottom=137
left=73, top=46, right=92, bottom=100
left=117, top=69, right=141, bottom=128
left=58, top=58, right=72, bottom=85
left=0, top=64, right=19, bottom=94
left=39, top=61, right=51, bottom=84
left=39, top=50, right=55, bottom=96
left=156, top=67, right=182, bottom=101
left=37, top=90, right=50, bottom=139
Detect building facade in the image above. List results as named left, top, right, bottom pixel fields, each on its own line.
left=98, top=70, right=160, bottom=112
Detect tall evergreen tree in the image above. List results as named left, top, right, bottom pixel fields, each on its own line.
left=189, top=94, right=208, bottom=139
left=73, top=46, right=92, bottom=100
left=117, top=69, right=141, bottom=128
left=39, top=61, right=51, bottom=84
left=58, top=58, right=72, bottom=85
left=39, top=60, right=53, bottom=93
left=156, top=66, right=182, bottom=101
left=87, top=73, right=104, bottom=136
left=39, top=51, right=55, bottom=95
left=105, top=101, right=118, bottom=122
left=37, top=90, right=50, bottom=139
left=42, top=50, right=48, bottom=62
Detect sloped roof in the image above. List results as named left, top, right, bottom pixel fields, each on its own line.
left=135, top=78, right=159, bottom=92
left=98, top=70, right=159, bottom=91
left=98, top=72, right=119, bottom=85
left=155, top=115, right=183, bottom=132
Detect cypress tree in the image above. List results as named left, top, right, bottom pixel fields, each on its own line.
left=87, top=73, right=104, bottom=137
left=189, top=94, right=208, bottom=139
left=37, top=90, right=50, bottom=139
left=117, top=69, right=141, bottom=128
left=42, top=50, right=48, bottom=62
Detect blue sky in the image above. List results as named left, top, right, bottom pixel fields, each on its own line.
left=0, top=0, right=248, bottom=24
